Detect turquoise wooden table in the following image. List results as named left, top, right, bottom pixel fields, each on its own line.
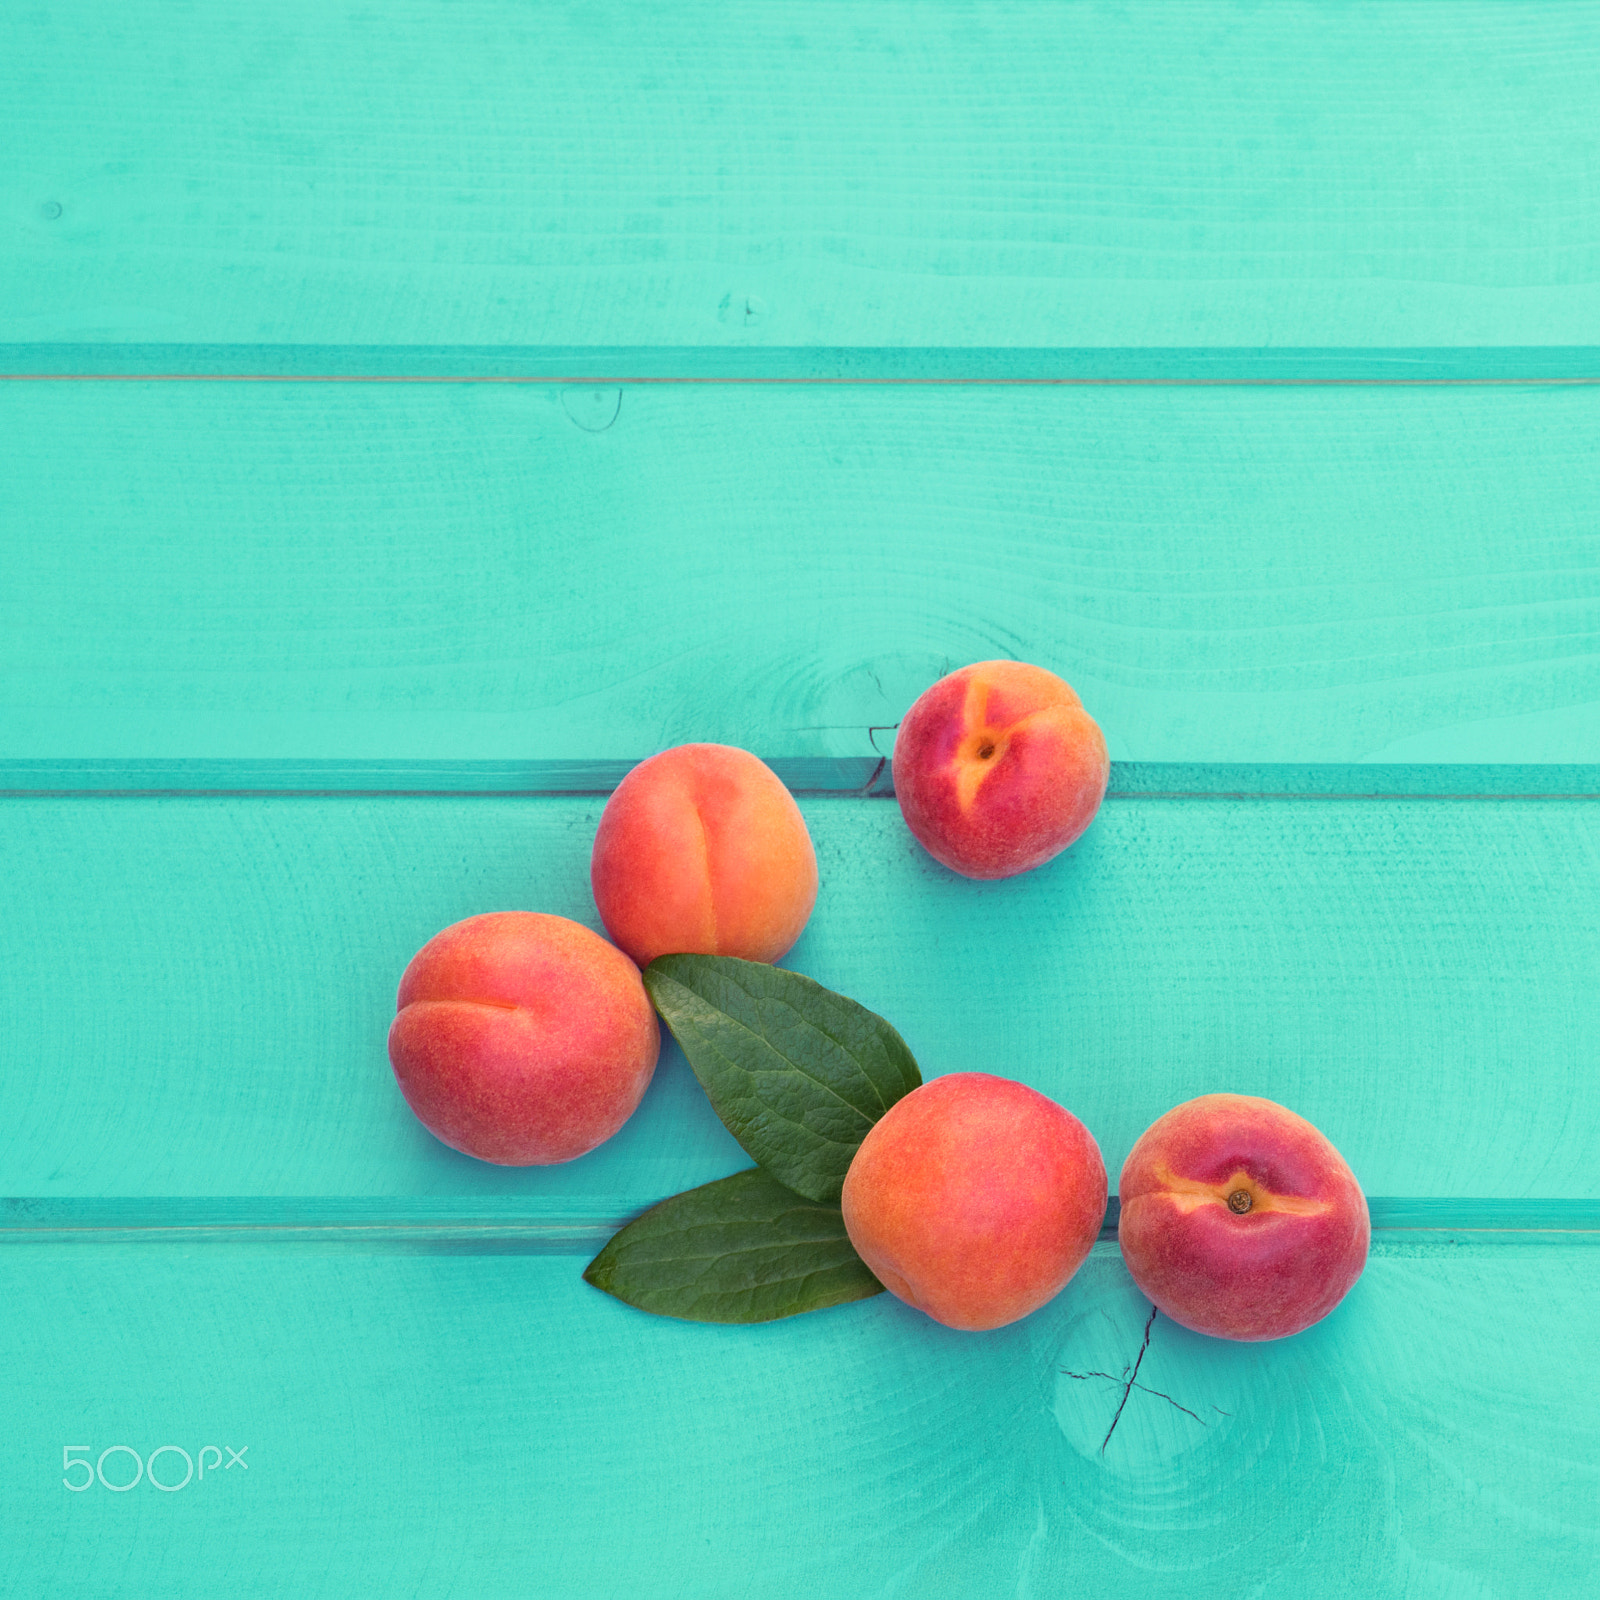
left=4, top=4, right=1600, bottom=1594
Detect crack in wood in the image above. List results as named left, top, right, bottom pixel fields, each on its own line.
left=1062, top=1304, right=1220, bottom=1451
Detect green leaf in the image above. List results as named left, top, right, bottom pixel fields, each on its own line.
left=642, top=954, right=922, bottom=1204
left=583, top=1168, right=884, bottom=1324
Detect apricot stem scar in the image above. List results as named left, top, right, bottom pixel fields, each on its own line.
left=1227, top=1189, right=1253, bottom=1214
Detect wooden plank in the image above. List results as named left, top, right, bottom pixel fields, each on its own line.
left=4, top=1238, right=1595, bottom=1595
left=4, top=793, right=1599, bottom=1202
left=4, top=2, right=1599, bottom=359
left=6, top=382, right=1600, bottom=765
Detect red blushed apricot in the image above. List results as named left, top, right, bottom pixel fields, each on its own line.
left=893, top=661, right=1108, bottom=879
left=591, top=743, right=818, bottom=967
left=841, top=1073, right=1108, bottom=1331
left=388, top=912, right=659, bottom=1165
left=1118, top=1094, right=1370, bottom=1341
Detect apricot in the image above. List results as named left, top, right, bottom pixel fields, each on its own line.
left=841, top=1073, right=1108, bottom=1331
left=892, top=661, right=1109, bottom=880
left=388, top=912, right=659, bottom=1165
left=591, top=743, right=818, bottom=967
left=1118, top=1094, right=1370, bottom=1341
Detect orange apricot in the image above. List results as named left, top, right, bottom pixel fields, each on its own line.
left=591, top=743, right=818, bottom=967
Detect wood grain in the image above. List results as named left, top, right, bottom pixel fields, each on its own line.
left=4, top=2, right=1600, bottom=356
left=4, top=1239, right=1595, bottom=1596
left=5, top=382, right=1600, bottom=765
left=4, top=794, right=1598, bottom=1202
left=7, top=1, right=1598, bottom=1586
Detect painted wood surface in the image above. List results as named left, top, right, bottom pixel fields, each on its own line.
left=4, top=792, right=1598, bottom=1204
left=5, top=1239, right=1597, bottom=1597
left=5, top=2, right=1600, bottom=358
left=6, top=381, right=1600, bottom=765
left=6, top=4, right=1599, bottom=1589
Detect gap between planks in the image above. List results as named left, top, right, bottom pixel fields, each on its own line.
left=3, top=1198, right=1595, bottom=1253
left=5, top=761, right=1600, bottom=801
left=5, top=345, right=1600, bottom=383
